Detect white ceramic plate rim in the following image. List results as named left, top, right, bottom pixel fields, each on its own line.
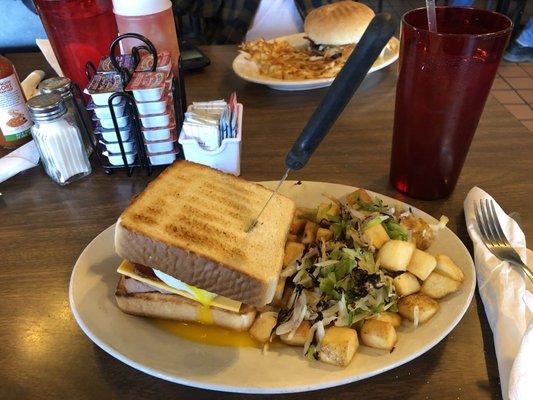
left=69, top=181, right=475, bottom=394
left=232, top=33, right=400, bottom=89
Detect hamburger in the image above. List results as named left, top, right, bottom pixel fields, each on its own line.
left=304, top=1, right=376, bottom=59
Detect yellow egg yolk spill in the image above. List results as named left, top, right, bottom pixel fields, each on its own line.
left=152, top=319, right=260, bottom=348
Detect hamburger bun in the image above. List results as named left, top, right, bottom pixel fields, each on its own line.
left=304, top=1, right=375, bottom=45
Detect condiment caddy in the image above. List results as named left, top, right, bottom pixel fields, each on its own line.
left=84, top=33, right=184, bottom=175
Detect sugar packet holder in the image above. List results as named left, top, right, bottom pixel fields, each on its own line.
left=179, top=103, right=243, bottom=176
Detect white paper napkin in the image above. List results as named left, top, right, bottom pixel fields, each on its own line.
left=464, top=187, right=533, bottom=400
left=36, top=38, right=63, bottom=77
left=0, top=140, right=40, bottom=184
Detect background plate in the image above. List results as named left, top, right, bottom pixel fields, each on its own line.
left=69, top=181, right=475, bottom=394
left=232, top=34, right=399, bottom=91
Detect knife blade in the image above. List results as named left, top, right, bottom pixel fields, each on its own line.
left=246, top=14, right=396, bottom=233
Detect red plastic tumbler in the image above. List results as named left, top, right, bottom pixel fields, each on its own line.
left=390, top=7, right=512, bottom=200
left=34, top=0, right=118, bottom=91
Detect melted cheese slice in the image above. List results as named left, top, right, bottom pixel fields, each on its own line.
left=117, top=260, right=242, bottom=313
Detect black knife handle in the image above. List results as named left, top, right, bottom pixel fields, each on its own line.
left=285, top=13, right=396, bottom=170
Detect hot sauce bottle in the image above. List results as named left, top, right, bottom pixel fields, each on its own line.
left=0, top=55, right=33, bottom=149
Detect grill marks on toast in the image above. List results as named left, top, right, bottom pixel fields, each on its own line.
left=117, top=161, right=296, bottom=294
left=165, top=216, right=246, bottom=261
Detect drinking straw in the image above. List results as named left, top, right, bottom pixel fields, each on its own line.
left=426, top=0, right=438, bottom=32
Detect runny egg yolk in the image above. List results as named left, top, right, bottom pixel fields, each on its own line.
left=152, top=319, right=259, bottom=348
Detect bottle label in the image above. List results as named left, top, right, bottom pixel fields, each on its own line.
left=0, top=73, right=33, bottom=141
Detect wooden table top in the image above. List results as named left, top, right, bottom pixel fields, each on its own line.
left=1, top=47, right=532, bottom=400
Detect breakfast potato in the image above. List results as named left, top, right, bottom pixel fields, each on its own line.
left=283, top=242, right=305, bottom=267
left=363, top=223, right=390, bottom=249
left=280, top=287, right=294, bottom=309
left=407, top=249, right=437, bottom=281
left=271, top=278, right=286, bottom=307
left=400, top=215, right=435, bottom=250
left=421, top=272, right=461, bottom=299
left=301, top=221, right=319, bottom=244
left=393, top=272, right=421, bottom=297
left=346, top=188, right=372, bottom=206
left=316, top=227, right=333, bottom=242
left=360, top=319, right=397, bottom=350
left=371, top=311, right=402, bottom=328
left=435, top=254, right=465, bottom=282
left=304, top=289, right=321, bottom=308
left=377, top=240, right=415, bottom=272
left=398, top=293, right=439, bottom=324
left=316, top=202, right=341, bottom=223
left=249, top=312, right=277, bottom=343
left=286, top=233, right=299, bottom=242
left=289, top=208, right=309, bottom=235
left=319, top=327, right=359, bottom=367
left=280, top=320, right=311, bottom=346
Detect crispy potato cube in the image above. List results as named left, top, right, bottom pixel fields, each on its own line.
left=316, top=202, right=341, bottom=223
left=435, top=254, right=464, bottom=282
left=371, top=312, right=402, bottom=328
left=271, top=278, right=286, bottom=307
left=421, top=272, right=461, bottom=299
left=318, top=327, right=359, bottom=367
left=301, top=221, right=319, bottom=244
left=287, top=234, right=298, bottom=242
left=393, top=272, right=421, bottom=297
left=289, top=209, right=308, bottom=235
left=280, top=287, right=293, bottom=309
left=407, top=249, right=437, bottom=281
left=363, top=223, right=390, bottom=249
left=249, top=312, right=277, bottom=343
left=280, top=320, right=311, bottom=346
left=360, top=319, right=397, bottom=350
left=398, top=293, right=439, bottom=323
left=304, top=289, right=321, bottom=308
left=346, top=188, right=372, bottom=206
left=316, top=227, right=333, bottom=242
left=377, top=240, right=415, bottom=272
left=400, top=215, right=435, bottom=250
left=283, top=241, right=305, bottom=267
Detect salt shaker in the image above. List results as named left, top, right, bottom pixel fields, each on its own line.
left=27, top=93, right=91, bottom=186
left=38, top=77, right=93, bottom=155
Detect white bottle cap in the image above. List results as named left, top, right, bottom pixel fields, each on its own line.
left=113, top=0, right=171, bottom=17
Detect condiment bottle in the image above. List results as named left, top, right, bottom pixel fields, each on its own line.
left=39, top=77, right=93, bottom=155
left=0, top=55, right=33, bottom=149
left=33, top=0, right=118, bottom=91
left=27, top=93, right=91, bottom=186
left=112, top=0, right=180, bottom=76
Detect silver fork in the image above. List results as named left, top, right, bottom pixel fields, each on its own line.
left=474, top=199, right=533, bottom=284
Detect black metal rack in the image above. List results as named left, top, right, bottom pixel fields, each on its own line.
left=83, top=33, right=185, bottom=176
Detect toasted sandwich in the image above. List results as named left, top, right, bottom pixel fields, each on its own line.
left=114, top=161, right=295, bottom=331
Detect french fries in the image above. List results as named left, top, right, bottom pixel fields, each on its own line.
left=435, top=254, right=465, bottom=282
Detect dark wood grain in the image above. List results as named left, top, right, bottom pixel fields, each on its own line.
left=1, top=47, right=531, bottom=400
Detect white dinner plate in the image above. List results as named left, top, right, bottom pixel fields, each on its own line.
left=232, top=33, right=400, bottom=91
left=69, top=181, right=475, bottom=394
